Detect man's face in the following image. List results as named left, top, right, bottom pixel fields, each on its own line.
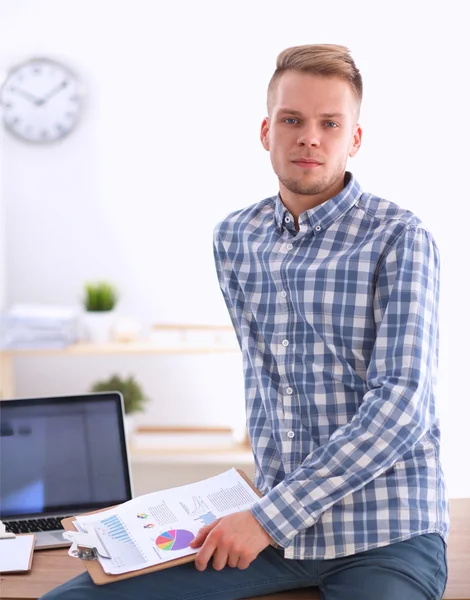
left=261, top=71, right=362, bottom=203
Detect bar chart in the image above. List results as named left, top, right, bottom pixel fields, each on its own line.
left=94, top=514, right=146, bottom=568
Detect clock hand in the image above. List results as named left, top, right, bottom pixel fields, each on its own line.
left=10, top=87, right=42, bottom=105
left=38, top=80, right=68, bottom=105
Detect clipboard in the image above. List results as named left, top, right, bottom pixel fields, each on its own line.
left=62, top=469, right=262, bottom=585
left=0, top=533, right=35, bottom=573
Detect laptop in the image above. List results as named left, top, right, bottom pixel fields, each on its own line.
left=0, top=392, right=133, bottom=549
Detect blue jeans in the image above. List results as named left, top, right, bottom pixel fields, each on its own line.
left=41, top=533, right=448, bottom=600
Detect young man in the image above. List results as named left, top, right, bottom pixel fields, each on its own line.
left=42, top=44, right=449, bottom=600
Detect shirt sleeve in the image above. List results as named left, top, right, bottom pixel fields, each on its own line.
left=250, top=225, right=441, bottom=548
left=213, top=226, right=243, bottom=349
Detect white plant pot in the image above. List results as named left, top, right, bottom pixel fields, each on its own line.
left=83, top=310, right=116, bottom=344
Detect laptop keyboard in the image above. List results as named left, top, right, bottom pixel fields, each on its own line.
left=5, top=516, right=71, bottom=534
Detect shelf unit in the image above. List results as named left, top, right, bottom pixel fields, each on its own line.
left=0, top=324, right=252, bottom=490
left=0, top=323, right=239, bottom=399
left=0, top=323, right=251, bottom=457
left=0, top=341, right=238, bottom=399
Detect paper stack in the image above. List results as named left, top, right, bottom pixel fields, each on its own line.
left=0, top=304, right=80, bottom=349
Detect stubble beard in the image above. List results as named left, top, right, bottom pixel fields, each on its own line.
left=278, top=175, right=328, bottom=197
left=278, top=164, right=345, bottom=198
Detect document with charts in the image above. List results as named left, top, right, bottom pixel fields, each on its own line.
left=73, top=468, right=260, bottom=575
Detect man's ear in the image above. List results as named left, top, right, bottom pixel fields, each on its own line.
left=260, top=117, right=270, bottom=151
left=349, top=124, right=362, bottom=158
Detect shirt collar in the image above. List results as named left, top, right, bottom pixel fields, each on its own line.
left=274, top=172, right=362, bottom=233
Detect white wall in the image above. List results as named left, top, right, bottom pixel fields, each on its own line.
left=0, top=0, right=469, bottom=496
left=0, top=134, right=4, bottom=310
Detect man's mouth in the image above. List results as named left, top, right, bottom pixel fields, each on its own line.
left=292, top=158, right=323, bottom=168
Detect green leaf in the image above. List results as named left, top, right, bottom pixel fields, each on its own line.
left=90, top=374, right=149, bottom=414
left=83, top=281, right=119, bottom=311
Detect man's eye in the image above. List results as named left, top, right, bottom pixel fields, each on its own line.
left=283, top=118, right=298, bottom=125
left=324, top=121, right=338, bottom=128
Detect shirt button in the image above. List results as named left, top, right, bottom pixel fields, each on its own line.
left=286, top=387, right=293, bottom=395
left=286, top=243, right=293, bottom=250
left=315, top=225, right=321, bottom=232
left=284, top=216, right=291, bottom=223
left=287, top=430, right=295, bottom=439
left=280, top=290, right=287, bottom=298
left=282, top=339, right=289, bottom=347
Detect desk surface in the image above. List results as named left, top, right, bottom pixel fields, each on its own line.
left=1, top=499, right=469, bottom=600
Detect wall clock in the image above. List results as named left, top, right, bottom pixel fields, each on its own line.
left=0, top=57, right=83, bottom=143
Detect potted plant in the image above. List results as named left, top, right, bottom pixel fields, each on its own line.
left=82, top=281, right=119, bottom=343
left=90, top=374, right=149, bottom=439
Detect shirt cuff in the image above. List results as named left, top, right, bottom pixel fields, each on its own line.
left=250, top=481, right=319, bottom=548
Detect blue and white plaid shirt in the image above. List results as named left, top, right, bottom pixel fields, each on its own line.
left=214, top=172, right=449, bottom=560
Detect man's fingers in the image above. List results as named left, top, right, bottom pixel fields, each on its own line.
left=237, top=552, right=255, bottom=570
left=211, top=547, right=229, bottom=571
left=191, top=513, right=267, bottom=572
left=194, top=537, right=217, bottom=571
left=189, top=530, right=206, bottom=548
left=190, top=520, right=220, bottom=548
left=227, top=552, right=240, bottom=568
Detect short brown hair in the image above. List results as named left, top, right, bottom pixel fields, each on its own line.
left=267, top=44, right=363, bottom=113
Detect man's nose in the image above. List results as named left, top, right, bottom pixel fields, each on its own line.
left=297, top=124, right=320, bottom=147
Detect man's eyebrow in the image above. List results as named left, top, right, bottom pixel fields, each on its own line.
left=276, top=108, right=304, bottom=116
left=276, top=108, right=346, bottom=119
left=319, top=112, right=346, bottom=119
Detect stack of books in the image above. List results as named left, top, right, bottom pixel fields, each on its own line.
left=0, top=304, right=80, bottom=349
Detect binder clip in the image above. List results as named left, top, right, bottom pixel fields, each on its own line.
left=63, top=530, right=111, bottom=560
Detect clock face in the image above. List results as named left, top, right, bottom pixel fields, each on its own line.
left=0, top=58, right=82, bottom=143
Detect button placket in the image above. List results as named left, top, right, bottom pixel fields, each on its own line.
left=277, top=230, right=296, bottom=446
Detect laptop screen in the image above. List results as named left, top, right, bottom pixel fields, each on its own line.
left=0, top=393, right=133, bottom=519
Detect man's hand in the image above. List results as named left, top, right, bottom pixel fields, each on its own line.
left=189, top=510, right=273, bottom=571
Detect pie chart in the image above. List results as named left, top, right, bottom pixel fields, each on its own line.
left=156, top=529, right=195, bottom=551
